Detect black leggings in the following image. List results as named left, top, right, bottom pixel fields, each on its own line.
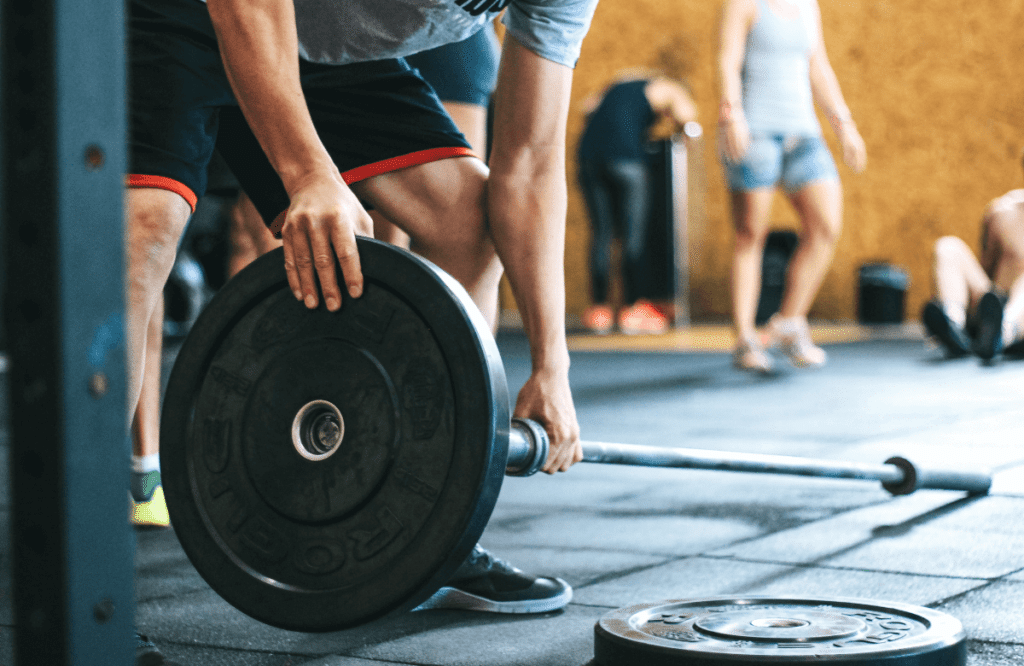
left=578, top=159, right=652, bottom=304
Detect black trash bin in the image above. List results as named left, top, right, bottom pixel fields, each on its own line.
left=756, top=230, right=799, bottom=325
left=858, top=263, right=909, bottom=324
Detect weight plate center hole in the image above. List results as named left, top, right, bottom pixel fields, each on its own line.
left=292, top=400, right=345, bottom=461
left=750, top=618, right=809, bottom=629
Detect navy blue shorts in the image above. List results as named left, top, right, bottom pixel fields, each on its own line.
left=404, top=23, right=500, bottom=107
left=128, top=0, right=473, bottom=230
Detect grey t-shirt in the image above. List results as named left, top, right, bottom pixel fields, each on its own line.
left=291, top=0, right=599, bottom=68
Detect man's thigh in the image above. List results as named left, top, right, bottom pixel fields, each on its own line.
left=128, top=0, right=234, bottom=208
left=218, top=58, right=476, bottom=235
left=351, top=156, right=489, bottom=251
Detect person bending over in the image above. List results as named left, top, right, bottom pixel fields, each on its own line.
left=577, top=72, right=698, bottom=335
left=125, top=0, right=599, bottom=650
left=718, top=0, right=866, bottom=373
left=923, top=153, right=1024, bottom=360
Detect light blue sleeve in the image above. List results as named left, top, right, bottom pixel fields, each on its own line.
left=501, top=0, right=600, bottom=69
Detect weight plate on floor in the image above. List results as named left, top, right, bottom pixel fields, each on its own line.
left=594, top=596, right=965, bottom=666
left=161, top=238, right=510, bottom=632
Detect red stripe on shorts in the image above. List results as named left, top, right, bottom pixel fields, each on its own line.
left=340, top=147, right=477, bottom=184
left=268, top=147, right=477, bottom=238
left=126, top=174, right=199, bottom=213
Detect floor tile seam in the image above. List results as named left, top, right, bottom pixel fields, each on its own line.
left=152, top=638, right=311, bottom=658
left=574, top=556, right=682, bottom=588
left=987, top=490, right=1024, bottom=498
left=989, top=457, right=1024, bottom=473
left=482, top=540, right=710, bottom=559
left=568, top=601, right=630, bottom=611
left=967, top=638, right=1024, bottom=648
left=929, top=579, right=1002, bottom=609
left=489, top=506, right=844, bottom=521
left=686, top=497, right=897, bottom=552
left=304, top=655, right=435, bottom=666
left=998, top=565, right=1024, bottom=579
left=699, top=492, right=1006, bottom=548
left=699, top=554, right=996, bottom=582
left=135, top=586, right=213, bottom=605
left=489, top=502, right=884, bottom=521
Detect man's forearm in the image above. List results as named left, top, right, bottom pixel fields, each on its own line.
left=488, top=165, right=570, bottom=372
left=207, top=0, right=336, bottom=192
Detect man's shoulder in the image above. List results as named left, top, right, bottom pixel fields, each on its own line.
left=982, top=189, right=1024, bottom=226
left=987, top=189, right=1024, bottom=213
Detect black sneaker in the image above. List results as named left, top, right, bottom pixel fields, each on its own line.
left=922, top=301, right=971, bottom=357
left=972, top=291, right=1006, bottom=360
left=414, top=545, right=572, bottom=614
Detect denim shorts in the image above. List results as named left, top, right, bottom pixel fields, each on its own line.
left=723, top=134, right=839, bottom=192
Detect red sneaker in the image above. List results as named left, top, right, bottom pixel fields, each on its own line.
left=617, top=300, right=668, bottom=335
left=582, top=304, right=614, bottom=334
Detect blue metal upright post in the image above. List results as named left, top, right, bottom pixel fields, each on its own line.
left=2, top=0, right=134, bottom=664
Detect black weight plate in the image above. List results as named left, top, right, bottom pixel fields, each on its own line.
left=161, top=238, right=510, bottom=632
left=594, top=596, right=965, bottom=666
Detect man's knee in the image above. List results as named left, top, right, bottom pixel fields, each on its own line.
left=126, top=188, right=191, bottom=291
left=422, top=177, right=489, bottom=249
left=933, top=235, right=971, bottom=266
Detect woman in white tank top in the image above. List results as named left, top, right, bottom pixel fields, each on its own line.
left=718, top=0, right=867, bottom=373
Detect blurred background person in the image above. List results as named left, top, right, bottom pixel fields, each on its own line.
left=577, top=71, right=698, bottom=335
left=718, top=0, right=866, bottom=373
left=923, top=151, right=1024, bottom=361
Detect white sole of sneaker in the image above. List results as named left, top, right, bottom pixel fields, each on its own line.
left=413, top=578, right=572, bottom=614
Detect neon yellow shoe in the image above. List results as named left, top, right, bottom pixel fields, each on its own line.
left=130, top=471, right=170, bottom=528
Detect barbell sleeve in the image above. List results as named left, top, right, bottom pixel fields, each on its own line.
left=506, top=418, right=991, bottom=496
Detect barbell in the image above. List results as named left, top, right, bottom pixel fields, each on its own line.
left=505, top=417, right=990, bottom=496
left=159, top=237, right=989, bottom=633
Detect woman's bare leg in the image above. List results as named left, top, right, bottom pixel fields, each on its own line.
left=730, top=187, right=775, bottom=341
left=779, top=179, right=843, bottom=319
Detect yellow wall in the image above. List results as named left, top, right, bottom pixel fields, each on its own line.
left=560, top=0, right=1024, bottom=322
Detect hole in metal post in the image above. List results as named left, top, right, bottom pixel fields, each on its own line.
left=84, top=145, right=105, bottom=170
left=93, top=599, right=115, bottom=624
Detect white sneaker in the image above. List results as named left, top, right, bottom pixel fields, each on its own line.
left=765, top=315, right=826, bottom=368
left=732, top=336, right=774, bottom=374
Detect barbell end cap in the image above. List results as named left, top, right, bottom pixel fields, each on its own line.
left=506, top=417, right=549, bottom=477
left=882, top=456, right=918, bottom=496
